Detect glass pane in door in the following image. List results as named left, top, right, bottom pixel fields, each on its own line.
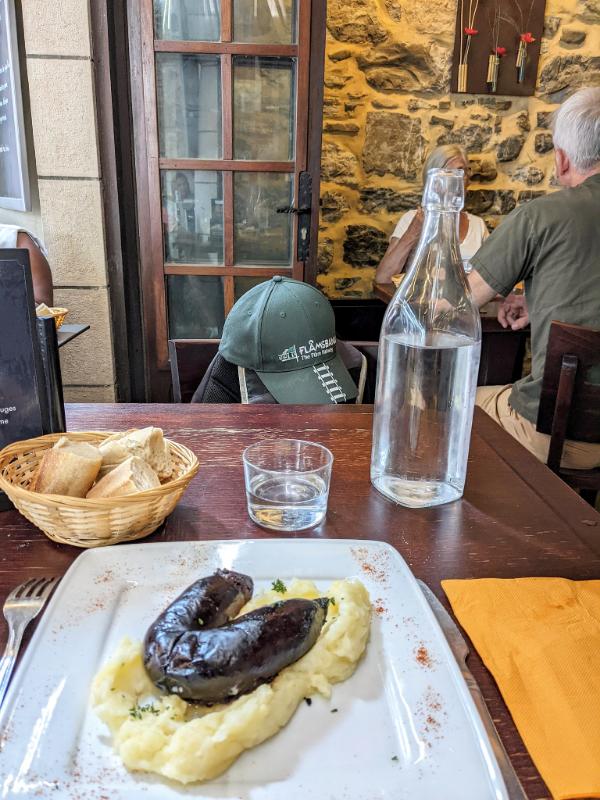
left=154, top=0, right=220, bottom=41
left=234, top=276, right=268, bottom=300
left=161, top=170, right=223, bottom=263
left=156, top=54, right=221, bottom=158
left=167, top=275, right=225, bottom=338
left=233, top=0, right=297, bottom=44
left=233, top=57, right=295, bottom=161
left=234, top=172, right=293, bottom=265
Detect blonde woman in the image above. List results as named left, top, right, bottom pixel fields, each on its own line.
left=375, top=145, right=489, bottom=284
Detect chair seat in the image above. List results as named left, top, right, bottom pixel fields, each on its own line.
left=558, top=467, right=600, bottom=491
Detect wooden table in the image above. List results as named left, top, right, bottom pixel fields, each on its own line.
left=373, top=282, right=529, bottom=386
left=56, top=323, right=90, bottom=348
left=1, top=403, right=599, bottom=798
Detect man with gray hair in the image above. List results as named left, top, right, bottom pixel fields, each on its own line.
left=469, top=86, right=600, bottom=469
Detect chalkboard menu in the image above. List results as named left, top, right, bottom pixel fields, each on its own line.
left=0, top=250, right=67, bottom=510
left=0, top=250, right=49, bottom=452
left=0, top=0, right=29, bottom=211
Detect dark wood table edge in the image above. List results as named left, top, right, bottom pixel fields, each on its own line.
left=474, top=408, right=600, bottom=553
left=373, top=282, right=529, bottom=331
left=57, top=323, right=90, bottom=348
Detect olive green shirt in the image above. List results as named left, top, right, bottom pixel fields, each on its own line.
left=470, top=173, right=600, bottom=424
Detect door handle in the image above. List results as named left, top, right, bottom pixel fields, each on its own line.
left=275, top=206, right=311, bottom=214
left=281, top=172, right=312, bottom=262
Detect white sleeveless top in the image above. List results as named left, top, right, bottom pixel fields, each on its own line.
left=391, top=210, right=489, bottom=261
left=0, top=224, right=48, bottom=256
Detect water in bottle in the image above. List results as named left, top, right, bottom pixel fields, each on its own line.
left=370, top=168, right=481, bottom=508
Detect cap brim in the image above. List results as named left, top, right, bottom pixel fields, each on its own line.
left=256, top=352, right=358, bottom=405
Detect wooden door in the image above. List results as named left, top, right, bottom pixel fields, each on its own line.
left=128, top=0, right=325, bottom=399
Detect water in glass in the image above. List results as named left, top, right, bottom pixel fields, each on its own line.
left=247, top=472, right=328, bottom=531
left=243, top=439, right=332, bottom=531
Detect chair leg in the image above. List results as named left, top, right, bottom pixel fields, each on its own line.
left=579, top=489, right=598, bottom=507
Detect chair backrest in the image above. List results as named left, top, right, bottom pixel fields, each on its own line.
left=168, top=339, right=220, bottom=402
left=171, top=338, right=370, bottom=405
left=336, top=340, right=367, bottom=404
left=537, top=322, right=600, bottom=467
left=192, top=352, right=242, bottom=403
left=345, top=341, right=379, bottom=404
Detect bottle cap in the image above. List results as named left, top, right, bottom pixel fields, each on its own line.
left=422, top=168, right=465, bottom=213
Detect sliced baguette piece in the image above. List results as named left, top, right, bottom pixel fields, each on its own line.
left=98, top=427, right=172, bottom=480
left=87, top=456, right=160, bottom=499
left=33, top=437, right=102, bottom=497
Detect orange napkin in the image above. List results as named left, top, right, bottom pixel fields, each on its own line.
left=442, top=578, right=600, bottom=800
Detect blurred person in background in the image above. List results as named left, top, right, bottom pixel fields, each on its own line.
left=0, top=223, right=53, bottom=305
left=375, top=144, right=489, bottom=284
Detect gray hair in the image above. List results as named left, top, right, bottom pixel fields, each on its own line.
left=552, top=87, right=600, bottom=172
left=422, top=145, right=468, bottom=184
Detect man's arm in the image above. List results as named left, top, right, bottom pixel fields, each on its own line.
left=468, top=269, right=497, bottom=308
left=17, top=231, right=53, bottom=306
left=468, top=204, right=535, bottom=308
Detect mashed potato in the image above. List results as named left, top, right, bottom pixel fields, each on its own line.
left=91, top=578, right=371, bottom=784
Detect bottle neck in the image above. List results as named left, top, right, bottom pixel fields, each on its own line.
left=383, top=170, right=481, bottom=341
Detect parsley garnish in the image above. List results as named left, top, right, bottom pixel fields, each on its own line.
left=197, top=617, right=204, bottom=626
left=271, top=579, right=287, bottom=594
left=330, top=708, right=338, bottom=713
left=129, top=703, right=160, bottom=720
left=391, top=755, right=399, bottom=762
left=329, top=597, right=336, bottom=606
left=304, top=697, right=312, bottom=706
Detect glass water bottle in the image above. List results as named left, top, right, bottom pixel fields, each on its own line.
left=370, top=168, right=482, bottom=508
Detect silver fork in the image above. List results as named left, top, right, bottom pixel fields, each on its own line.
left=0, top=577, right=58, bottom=710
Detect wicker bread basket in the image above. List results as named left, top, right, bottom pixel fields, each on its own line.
left=48, top=307, right=69, bottom=329
left=0, top=431, right=199, bottom=548
left=36, top=306, right=69, bottom=328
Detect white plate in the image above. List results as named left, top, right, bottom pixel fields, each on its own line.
left=0, top=539, right=507, bottom=800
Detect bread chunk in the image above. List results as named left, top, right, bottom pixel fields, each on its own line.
left=99, top=427, right=172, bottom=480
left=33, top=437, right=102, bottom=497
left=87, top=456, right=160, bottom=499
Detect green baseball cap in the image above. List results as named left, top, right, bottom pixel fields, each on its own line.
left=219, top=276, right=358, bottom=404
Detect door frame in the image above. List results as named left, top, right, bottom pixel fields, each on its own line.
left=90, top=0, right=147, bottom=401
left=126, top=0, right=327, bottom=400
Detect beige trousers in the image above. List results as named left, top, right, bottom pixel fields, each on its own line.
left=475, top=384, right=600, bottom=470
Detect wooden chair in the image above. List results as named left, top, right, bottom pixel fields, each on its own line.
left=536, top=321, right=600, bottom=505
left=345, top=341, right=379, bottom=404
left=477, top=319, right=529, bottom=387
left=168, top=339, right=220, bottom=402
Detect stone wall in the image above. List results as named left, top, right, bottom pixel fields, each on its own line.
left=16, top=0, right=116, bottom=401
left=317, top=0, right=600, bottom=298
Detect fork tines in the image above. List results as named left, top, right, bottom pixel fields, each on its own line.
left=10, top=576, right=58, bottom=601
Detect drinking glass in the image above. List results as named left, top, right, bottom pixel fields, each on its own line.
left=243, top=439, right=333, bottom=531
